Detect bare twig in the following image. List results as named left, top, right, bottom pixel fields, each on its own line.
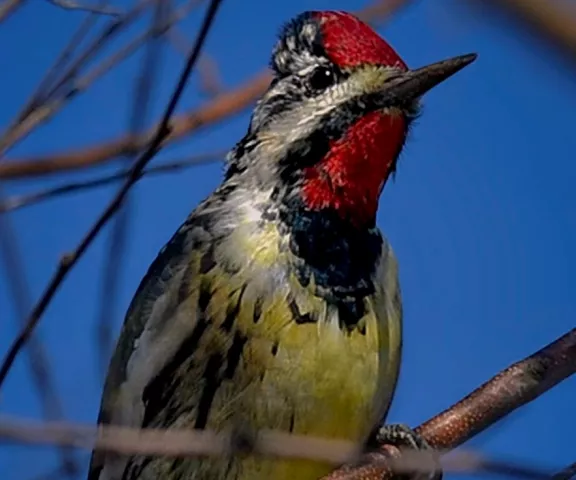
left=0, top=203, right=81, bottom=478
left=168, top=29, right=223, bottom=95
left=0, top=0, right=225, bottom=389
left=0, top=0, right=156, bottom=158
left=0, top=0, right=24, bottom=24
left=95, top=0, right=169, bottom=379
left=0, top=417, right=557, bottom=478
left=0, top=0, right=409, bottom=179
left=0, top=72, right=270, bottom=180
left=0, top=328, right=573, bottom=478
left=0, top=0, right=199, bottom=160
left=166, top=26, right=192, bottom=56
left=553, top=461, right=576, bottom=480
left=0, top=152, right=225, bottom=213
left=198, top=55, right=223, bottom=96
left=18, top=1, right=113, bottom=120
left=356, top=0, right=412, bottom=23
left=323, top=327, right=576, bottom=479
left=45, top=0, right=121, bottom=16
left=467, top=0, right=576, bottom=63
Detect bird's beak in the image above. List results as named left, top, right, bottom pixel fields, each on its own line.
left=376, top=53, right=477, bottom=105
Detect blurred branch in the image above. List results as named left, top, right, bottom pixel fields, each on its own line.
left=24, top=2, right=112, bottom=116
left=468, top=0, right=576, bottom=63
left=168, top=28, right=223, bottom=96
left=0, top=0, right=411, bottom=179
left=45, top=0, right=121, bottom=16
left=197, top=55, right=223, bottom=96
left=0, top=204, right=81, bottom=478
left=0, top=0, right=200, bottom=159
left=0, top=72, right=271, bottom=179
left=554, top=461, right=576, bottom=480
left=94, top=0, right=169, bottom=379
left=324, top=327, right=576, bottom=480
left=0, top=0, right=148, bottom=152
left=167, top=25, right=192, bottom=56
left=0, top=152, right=225, bottom=213
left=0, top=0, right=24, bottom=24
left=0, top=0, right=225, bottom=389
left=0, top=328, right=573, bottom=478
left=0, top=418, right=557, bottom=478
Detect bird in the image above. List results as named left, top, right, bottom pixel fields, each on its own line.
left=88, top=10, right=476, bottom=480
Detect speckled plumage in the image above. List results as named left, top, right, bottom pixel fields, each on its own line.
left=88, top=9, right=475, bottom=480
left=89, top=182, right=402, bottom=480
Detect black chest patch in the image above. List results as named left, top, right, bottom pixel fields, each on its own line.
left=278, top=202, right=383, bottom=329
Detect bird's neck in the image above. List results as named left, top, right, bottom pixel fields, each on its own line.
left=299, top=111, right=407, bottom=228
left=274, top=194, right=384, bottom=298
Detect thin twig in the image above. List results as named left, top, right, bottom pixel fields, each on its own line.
left=0, top=202, right=81, bottom=478
left=0, top=0, right=199, bottom=160
left=553, top=461, right=576, bottom=480
left=323, top=327, right=576, bottom=479
left=0, top=328, right=573, bottom=477
left=0, top=0, right=224, bottom=389
left=166, top=25, right=191, bottom=56
left=0, top=418, right=557, bottom=478
left=45, top=0, right=121, bottom=16
left=0, top=152, right=225, bottom=213
left=17, top=0, right=113, bottom=120
left=0, top=0, right=409, bottom=178
left=0, top=0, right=25, bottom=24
left=0, top=0, right=156, bottom=157
left=168, top=28, right=222, bottom=95
left=467, top=0, right=576, bottom=64
left=0, top=72, right=270, bottom=180
left=95, top=0, right=169, bottom=379
left=198, top=55, right=223, bottom=96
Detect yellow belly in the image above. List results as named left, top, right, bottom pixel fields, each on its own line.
left=200, top=314, right=384, bottom=480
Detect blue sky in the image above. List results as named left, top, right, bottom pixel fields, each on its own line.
left=1, top=0, right=575, bottom=478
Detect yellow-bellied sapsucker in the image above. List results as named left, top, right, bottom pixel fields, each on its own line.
left=88, top=10, right=475, bottom=480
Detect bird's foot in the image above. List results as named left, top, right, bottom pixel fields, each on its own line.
left=375, top=423, right=442, bottom=480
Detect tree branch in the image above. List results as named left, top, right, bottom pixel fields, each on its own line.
left=0, top=0, right=225, bottom=390
left=0, top=0, right=200, bottom=159
left=0, top=0, right=25, bottom=25
left=323, top=327, right=576, bottom=479
left=0, top=0, right=411, bottom=179
left=0, top=328, right=573, bottom=478
left=467, top=0, right=576, bottom=64
left=44, top=0, right=121, bottom=16
left=0, top=152, right=225, bottom=213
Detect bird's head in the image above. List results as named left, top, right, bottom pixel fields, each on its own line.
left=226, top=10, right=476, bottom=228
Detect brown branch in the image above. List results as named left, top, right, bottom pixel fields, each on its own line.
left=0, top=0, right=155, bottom=158
left=94, top=0, right=169, bottom=379
left=44, top=0, right=121, bottom=16
left=0, top=0, right=199, bottom=159
left=0, top=0, right=25, bottom=24
left=0, top=328, right=573, bottom=477
left=0, top=0, right=225, bottom=390
left=0, top=72, right=271, bottom=180
left=467, top=0, right=576, bottom=63
left=0, top=152, right=225, bottom=213
left=0, top=0, right=411, bottom=180
left=554, top=461, right=576, bottom=480
left=0, top=202, right=81, bottom=478
left=0, top=418, right=556, bottom=478
left=323, top=327, right=576, bottom=479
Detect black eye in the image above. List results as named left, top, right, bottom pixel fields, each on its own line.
left=308, top=66, right=337, bottom=90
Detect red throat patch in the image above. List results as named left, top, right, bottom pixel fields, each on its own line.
left=314, top=11, right=408, bottom=70
left=301, top=111, right=407, bottom=227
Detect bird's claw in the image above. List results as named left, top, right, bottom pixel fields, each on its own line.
left=376, top=423, right=442, bottom=480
